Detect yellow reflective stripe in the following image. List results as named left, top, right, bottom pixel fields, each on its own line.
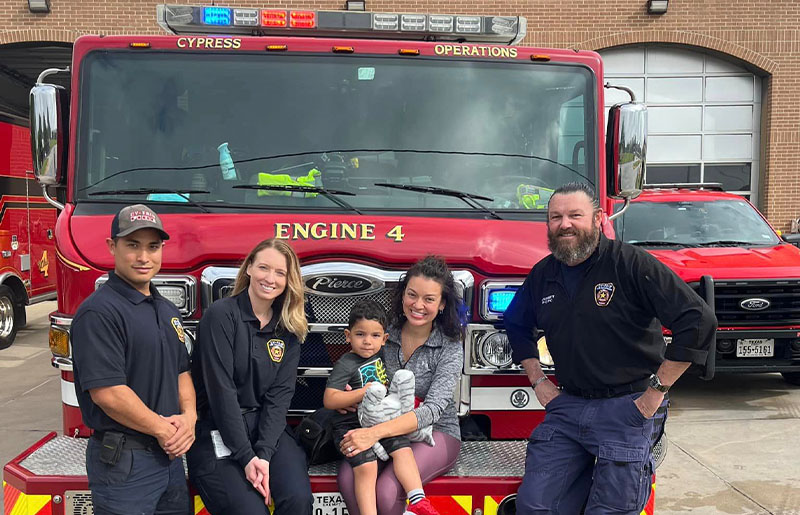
left=55, top=248, right=90, bottom=272
left=193, top=495, right=206, bottom=514
left=483, top=496, right=500, bottom=515
left=5, top=485, right=50, bottom=515
left=453, top=495, right=472, bottom=513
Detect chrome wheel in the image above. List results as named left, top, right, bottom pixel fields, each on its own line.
left=0, top=294, right=14, bottom=340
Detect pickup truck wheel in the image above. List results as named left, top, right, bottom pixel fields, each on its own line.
left=0, top=285, right=19, bottom=350
left=781, top=372, right=800, bottom=386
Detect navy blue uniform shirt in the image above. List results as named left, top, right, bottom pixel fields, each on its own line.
left=504, top=234, right=717, bottom=391
left=192, top=291, right=301, bottom=467
left=72, top=271, right=190, bottom=436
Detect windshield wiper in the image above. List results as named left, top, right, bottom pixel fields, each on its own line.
left=82, top=148, right=591, bottom=193
left=233, top=184, right=363, bottom=215
left=628, top=240, right=698, bottom=247
left=696, top=240, right=766, bottom=246
left=88, top=188, right=212, bottom=213
left=373, top=183, right=502, bottom=220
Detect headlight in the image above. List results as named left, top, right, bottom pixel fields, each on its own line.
left=155, top=284, right=188, bottom=309
left=537, top=336, right=554, bottom=367
left=480, top=280, right=522, bottom=320
left=95, top=275, right=197, bottom=316
left=478, top=331, right=513, bottom=367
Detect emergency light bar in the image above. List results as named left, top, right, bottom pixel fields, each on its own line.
left=156, top=4, right=527, bottom=45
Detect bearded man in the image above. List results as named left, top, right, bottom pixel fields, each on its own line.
left=504, top=182, right=716, bottom=515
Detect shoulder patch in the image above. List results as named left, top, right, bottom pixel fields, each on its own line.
left=171, top=317, right=185, bottom=343
left=267, top=339, right=285, bottom=363
left=594, top=283, right=615, bottom=307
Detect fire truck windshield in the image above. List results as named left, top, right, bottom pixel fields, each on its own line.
left=76, top=51, right=597, bottom=214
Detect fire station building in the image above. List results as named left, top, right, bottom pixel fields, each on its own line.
left=1, top=0, right=798, bottom=229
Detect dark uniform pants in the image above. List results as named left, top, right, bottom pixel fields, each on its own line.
left=516, top=392, right=667, bottom=515
left=86, top=437, right=191, bottom=515
left=189, top=427, right=313, bottom=515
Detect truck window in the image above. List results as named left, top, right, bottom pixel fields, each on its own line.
left=617, top=199, right=780, bottom=246
left=75, top=52, right=597, bottom=214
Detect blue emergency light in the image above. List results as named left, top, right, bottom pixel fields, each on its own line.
left=487, top=288, right=517, bottom=314
left=203, top=7, right=232, bottom=25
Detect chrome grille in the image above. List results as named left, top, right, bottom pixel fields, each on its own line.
left=693, top=279, right=800, bottom=326
left=306, top=288, right=394, bottom=324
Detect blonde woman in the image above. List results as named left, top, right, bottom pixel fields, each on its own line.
left=187, top=239, right=311, bottom=515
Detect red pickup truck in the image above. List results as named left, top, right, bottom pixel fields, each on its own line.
left=613, top=184, right=800, bottom=385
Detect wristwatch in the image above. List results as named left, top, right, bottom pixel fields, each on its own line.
left=648, top=373, right=670, bottom=393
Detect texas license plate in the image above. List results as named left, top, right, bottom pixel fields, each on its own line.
left=313, top=493, right=349, bottom=515
left=736, top=338, right=775, bottom=357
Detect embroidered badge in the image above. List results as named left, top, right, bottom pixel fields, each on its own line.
left=594, top=283, right=615, bottom=307
left=171, top=317, right=185, bottom=343
left=267, top=339, right=285, bottom=363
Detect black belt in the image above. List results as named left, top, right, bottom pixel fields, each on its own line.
left=92, top=430, right=159, bottom=451
left=561, top=378, right=650, bottom=399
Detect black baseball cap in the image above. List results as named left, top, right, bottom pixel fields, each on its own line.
left=110, top=204, right=170, bottom=240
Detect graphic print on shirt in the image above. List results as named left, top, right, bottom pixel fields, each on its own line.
left=267, top=338, right=285, bottom=362
left=358, top=358, right=388, bottom=387
left=594, top=282, right=615, bottom=307
left=171, top=317, right=186, bottom=343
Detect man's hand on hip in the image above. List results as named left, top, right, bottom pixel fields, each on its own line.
left=534, top=379, right=561, bottom=407
left=634, top=388, right=664, bottom=419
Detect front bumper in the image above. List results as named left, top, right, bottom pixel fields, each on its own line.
left=712, top=328, right=800, bottom=373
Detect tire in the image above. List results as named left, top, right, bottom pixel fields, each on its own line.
left=0, top=285, right=20, bottom=350
left=781, top=372, right=800, bottom=386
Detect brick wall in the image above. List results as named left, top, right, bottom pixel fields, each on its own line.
left=3, top=0, right=799, bottom=228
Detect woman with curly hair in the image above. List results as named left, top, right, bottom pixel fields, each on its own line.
left=338, top=255, right=465, bottom=515
left=188, top=239, right=312, bottom=515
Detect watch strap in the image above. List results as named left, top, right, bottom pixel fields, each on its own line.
left=532, top=376, right=549, bottom=389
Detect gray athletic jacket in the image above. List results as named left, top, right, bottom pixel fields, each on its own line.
left=384, top=325, right=463, bottom=440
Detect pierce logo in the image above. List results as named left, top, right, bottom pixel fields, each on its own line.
left=305, top=274, right=382, bottom=295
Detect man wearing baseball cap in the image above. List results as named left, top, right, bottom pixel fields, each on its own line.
left=71, top=204, right=196, bottom=514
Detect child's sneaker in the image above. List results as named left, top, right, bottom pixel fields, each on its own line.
left=405, top=498, right=441, bottom=515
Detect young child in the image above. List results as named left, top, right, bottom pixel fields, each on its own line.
left=323, top=300, right=440, bottom=515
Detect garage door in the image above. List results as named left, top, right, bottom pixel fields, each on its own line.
left=601, top=46, right=762, bottom=201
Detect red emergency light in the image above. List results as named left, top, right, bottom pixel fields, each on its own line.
left=261, top=9, right=287, bottom=27
left=290, top=11, right=316, bottom=28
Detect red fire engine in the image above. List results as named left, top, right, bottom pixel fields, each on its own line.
left=0, top=117, right=58, bottom=350
left=4, top=5, right=659, bottom=514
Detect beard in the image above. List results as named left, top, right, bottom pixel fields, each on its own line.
left=547, top=224, right=600, bottom=266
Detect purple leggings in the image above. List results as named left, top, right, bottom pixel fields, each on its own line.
left=337, top=431, right=462, bottom=515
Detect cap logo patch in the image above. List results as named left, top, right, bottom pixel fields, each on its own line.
left=171, top=317, right=185, bottom=343
left=130, top=210, right=157, bottom=223
left=594, top=282, right=615, bottom=307
left=268, top=339, right=285, bottom=362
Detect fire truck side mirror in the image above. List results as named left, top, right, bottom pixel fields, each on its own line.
left=606, top=102, right=646, bottom=200
left=29, top=84, right=65, bottom=187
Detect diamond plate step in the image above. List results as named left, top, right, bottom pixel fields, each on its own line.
left=19, top=437, right=527, bottom=478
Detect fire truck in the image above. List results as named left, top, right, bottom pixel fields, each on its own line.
left=0, top=116, right=58, bottom=350
left=4, top=5, right=659, bottom=514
